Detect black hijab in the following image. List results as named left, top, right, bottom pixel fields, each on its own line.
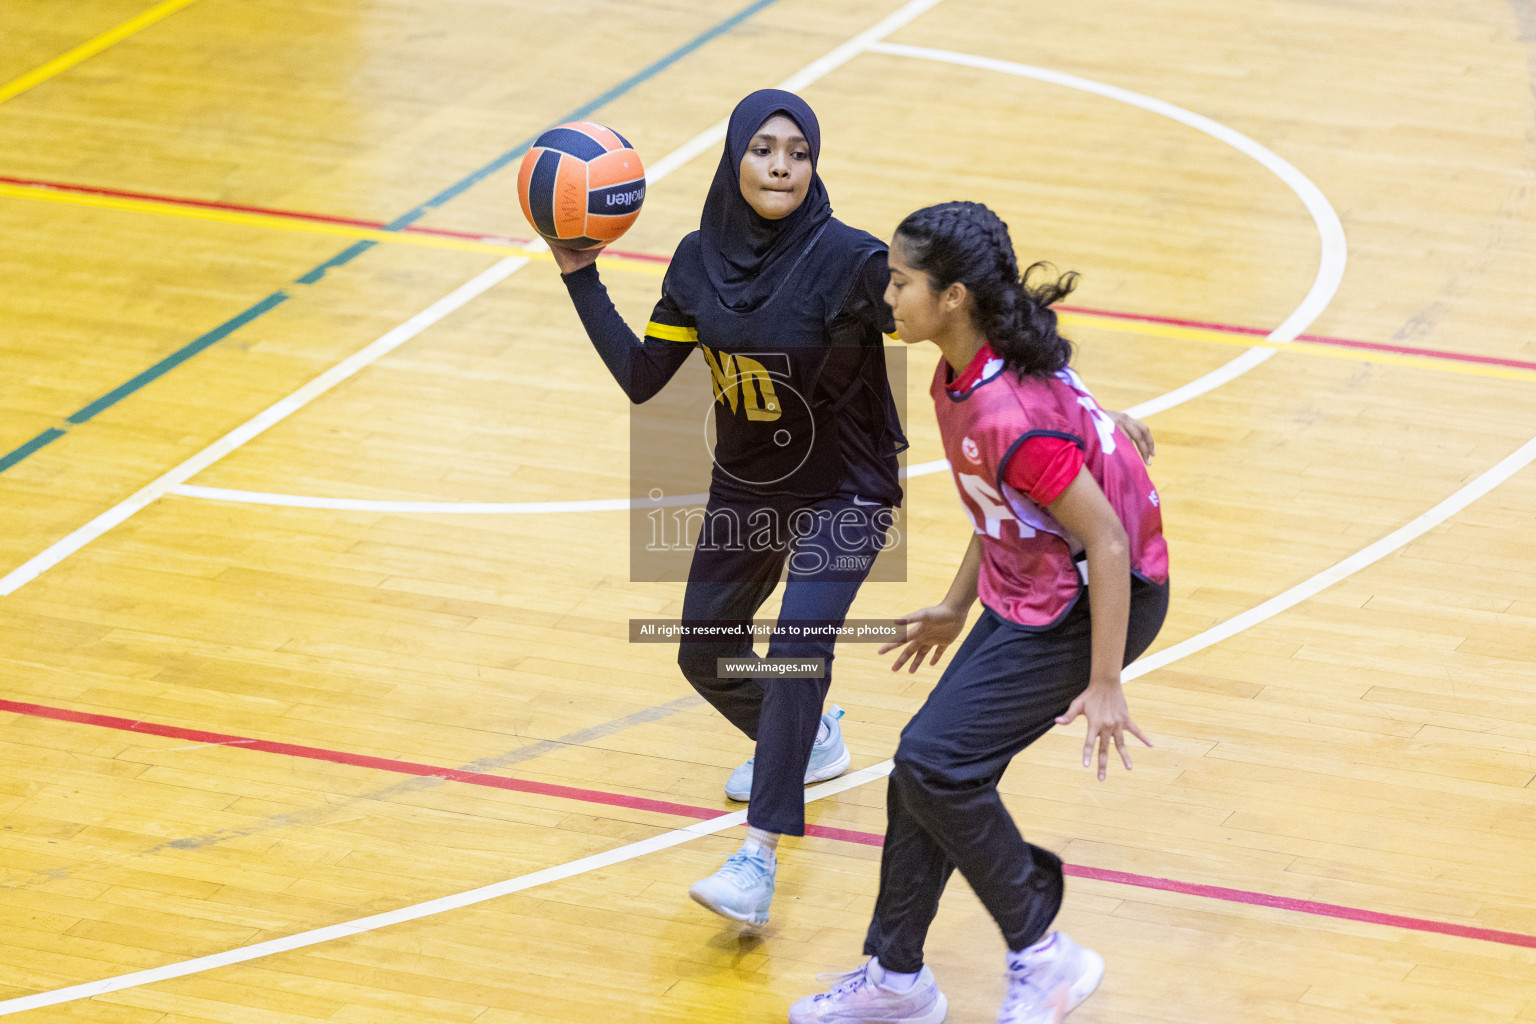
left=699, top=89, right=833, bottom=313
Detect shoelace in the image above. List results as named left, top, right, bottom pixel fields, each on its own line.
left=1000, top=962, right=1046, bottom=1013
left=737, top=720, right=829, bottom=781
left=738, top=713, right=832, bottom=770
left=714, top=851, right=769, bottom=887
left=811, top=965, right=874, bottom=1002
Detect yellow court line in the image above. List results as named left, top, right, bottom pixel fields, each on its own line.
left=1061, top=312, right=1536, bottom=385
left=0, top=0, right=206, bottom=105
left=0, top=182, right=529, bottom=255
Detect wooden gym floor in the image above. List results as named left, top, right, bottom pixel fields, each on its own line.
left=1, top=0, right=1534, bottom=1021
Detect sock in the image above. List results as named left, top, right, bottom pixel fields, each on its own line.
left=1008, top=932, right=1057, bottom=969
left=815, top=719, right=830, bottom=745
left=875, top=959, right=920, bottom=991
left=742, top=826, right=779, bottom=860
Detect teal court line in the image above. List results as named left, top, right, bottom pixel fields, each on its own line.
left=0, top=0, right=786, bottom=474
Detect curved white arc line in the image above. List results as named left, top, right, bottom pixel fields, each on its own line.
left=644, top=0, right=950, bottom=182
left=899, top=350, right=1277, bottom=481
left=168, top=45, right=1345, bottom=514
left=171, top=344, right=1277, bottom=515
left=11, top=434, right=1536, bottom=1013
left=1128, top=431, right=1536, bottom=679
left=867, top=41, right=1348, bottom=344
left=1121, top=347, right=1277, bottom=420
left=166, top=344, right=1282, bottom=513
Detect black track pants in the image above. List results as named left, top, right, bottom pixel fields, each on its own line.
left=677, top=490, right=889, bottom=836
left=863, top=576, right=1169, bottom=972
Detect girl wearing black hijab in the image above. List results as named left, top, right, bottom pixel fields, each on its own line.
left=552, top=90, right=906, bottom=928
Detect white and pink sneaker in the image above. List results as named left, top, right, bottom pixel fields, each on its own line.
left=788, top=957, right=948, bottom=1024
left=998, top=932, right=1105, bottom=1024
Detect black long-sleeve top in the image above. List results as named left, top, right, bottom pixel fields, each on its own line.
left=561, top=263, right=694, bottom=404
left=561, top=225, right=906, bottom=503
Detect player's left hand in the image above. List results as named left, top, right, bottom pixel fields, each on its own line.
left=1055, top=678, right=1153, bottom=781
left=1108, top=410, right=1154, bottom=463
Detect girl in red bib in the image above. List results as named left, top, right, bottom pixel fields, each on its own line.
left=790, top=202, right=1168, bottom=1024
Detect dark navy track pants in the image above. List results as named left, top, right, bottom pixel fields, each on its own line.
left=677, top=490, right=889, bottom=836
left=863, top=576, right=1169, bottom=972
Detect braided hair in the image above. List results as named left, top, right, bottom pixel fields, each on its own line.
left=894, top=201, right=1077, bottom=377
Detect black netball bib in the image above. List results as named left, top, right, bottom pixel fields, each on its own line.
left=662, top=219, right=897, bottom=497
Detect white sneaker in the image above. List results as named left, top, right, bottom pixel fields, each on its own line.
left=688, top=848, right=776, bottom=927
left=998, top=932, right=1104, bottom=1024
left=789, top=958, right=948, bottom=1024
left=725, top=705, right=850, bottom=802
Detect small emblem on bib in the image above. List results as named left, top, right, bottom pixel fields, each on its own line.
left=961, top=437, right=981, bottom=464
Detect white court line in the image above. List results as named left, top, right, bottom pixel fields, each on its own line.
left=163, top=41, right=1346, bottom=514
left=870, top=42, right=1348, bottom=350
left=7, top=19, right=1531, bottom=1019
left=8, top=434, right=1534, bottom=1015
left=0, top=256, right=527, bottom=596
left=0, top=763, right=885, bottom=1016
left=0, top=4, right=1368, bottom=1012
left=0, top=0, right=947, bottom=595
left=165, top=341, right=1263, bottom=513
left=1129, top=433, right=1536, bottom=678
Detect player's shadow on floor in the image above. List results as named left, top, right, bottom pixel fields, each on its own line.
left=704, top=926, right=768, bottom=963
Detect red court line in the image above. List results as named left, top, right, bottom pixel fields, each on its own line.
left=9, top=173, right=1536, bottom=374
left=0, top=698, right=716, bottom=821
left=1065, top=865, right=1536, bottom=948
left=1055, top=304, right=1536, bottom=372
left=3, top=697, right=1534, bottom=950
left=0, top=175, right=672, bottom=265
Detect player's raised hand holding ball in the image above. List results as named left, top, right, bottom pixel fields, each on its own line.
left=516, top=121, right=645, bottom=274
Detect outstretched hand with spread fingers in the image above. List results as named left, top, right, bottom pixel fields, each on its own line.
left=877, top=604, right=965, bottom=673
left=1055, top=679, right=1153, bottom=781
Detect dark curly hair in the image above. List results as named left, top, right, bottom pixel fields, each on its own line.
left=894, top=201, right=1077, bottom=377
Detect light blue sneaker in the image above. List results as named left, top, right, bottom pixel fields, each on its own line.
left=688, top=848, right=776, bottom=926
left=725, top=705, right=850, bottom=802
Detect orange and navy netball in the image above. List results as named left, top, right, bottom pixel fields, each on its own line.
left=516, top=122, right=646, bottom=250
